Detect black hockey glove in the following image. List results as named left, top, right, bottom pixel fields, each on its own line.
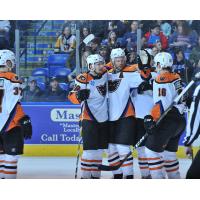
left=144, top=115, right=156, bottom=134
left=19, top=115, right=32, bottom=140
left=77, top=89, right=90, bottom=102
left=137, top=81, right=153, bottom=94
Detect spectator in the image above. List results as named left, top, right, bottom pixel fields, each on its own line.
left=98, top=45, right=110, bottom=63
left=151, top=46, right=159, bottom=57
left=142, top=23, right=168, bottom=50
left=0, top=20, right=11, bottom=49
left=109, top=20, right=129, bottom=37
left=156, top=20, right=172, bottom=38
left=102, top=31, right=121, bottom=51
left=189, top=35, right=200, bottom=66
left=155, top=40, right=163, bottom=53
left=126, top=50, right=137, bottom=65
left=169, top=21, right=198, bottom=52
left=22, top=77, right=43, bottom=102
left=81, top=26, right=90, bottom=42
left=123, top=21, right=139, bottom=52
left=43, top=77, right=67, bottom=102
left=54, top=25, right=76, bottom=53
left=172, top=48, right=194, bottom=84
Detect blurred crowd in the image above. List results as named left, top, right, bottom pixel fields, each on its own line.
left=22, top=20, right=200, bottom=102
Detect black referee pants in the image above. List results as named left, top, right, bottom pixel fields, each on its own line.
left=186, top=149, right=200, bottom=179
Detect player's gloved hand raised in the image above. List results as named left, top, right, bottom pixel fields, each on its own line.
left=19, top=115, right=32, bottom=140
left=144, top=115, right=156, bottom=134
left=77, top=89, right=90, bottom=102
left=137, top=81, right=152, bottom=94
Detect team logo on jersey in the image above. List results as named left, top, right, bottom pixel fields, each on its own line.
left=108, top=79, right=121, bottom=93
left=0, top=79, right=4, bottom=87
left=96, top=83, right=106, bottom=96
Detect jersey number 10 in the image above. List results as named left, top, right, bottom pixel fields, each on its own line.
left=158, top=88, right=167, bottom=96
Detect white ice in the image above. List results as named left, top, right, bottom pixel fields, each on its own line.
left=17, top=157, right=192, bottom=179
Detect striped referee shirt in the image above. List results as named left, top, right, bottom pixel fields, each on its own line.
left=184, top=84, right=200, bottom=146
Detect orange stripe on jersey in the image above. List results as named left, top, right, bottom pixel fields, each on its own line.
left=79, top=106, right=93, bottom=121
left=4, top=160, right=17, bottom=164
left=68, top=92, right=80, bottom=104
left=2, top=171, right=17, bottom=174
left=7, top=103, right=25, bottom=132
left=149, top=166, right=163, bottom=170
left=139, top=166, right=149, bottom=170
left=81, top=168, right=100, bottom=172
left=155, top=72, right=180, bottom=83
left=166, top=167, right=179, bottom=173
left=123, top=64, right=138, bottom=72
left=110, top=161, right=121, bottom=166
left=105, top=62, right=113, bottom=70
left=138, top=157, right=148, bottom=161
left=0, top=72, right=22, bottom=83
left=81, top=158, right=102, bottom=163
left=124, top=101, right=135, bottom=118
left=121, top=163, right=133, bottom=167
left=164, top=160, right=177, bottom=163
left=76, top=73, right=93, bottom=84
left=151, top=104, right=162, bottom=121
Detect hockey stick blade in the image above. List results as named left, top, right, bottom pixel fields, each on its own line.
left=97, top=133, right=148, bottom=171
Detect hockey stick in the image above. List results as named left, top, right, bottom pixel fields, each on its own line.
left=98, top=72, right=200, bottom=171
left=74, top=72, right=89, bottom=179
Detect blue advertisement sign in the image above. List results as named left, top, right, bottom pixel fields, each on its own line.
left=22, top=102, right=186, bottom=146
left=22, top=102, right=81, bottom=144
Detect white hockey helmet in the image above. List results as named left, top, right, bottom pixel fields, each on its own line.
left=110, top=48, right=126, bottom=62
left=86, top=54, right=105, bottom=71
left=0, top=50, right=16, bottom=70
left=154, top=52, right=173, bottom=69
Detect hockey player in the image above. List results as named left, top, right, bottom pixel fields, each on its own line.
left=183, top=84, right=200, bottom=178
left=143, top=52, right=186, bottom=179
left=0, top=50, right=32, bottom=179
left=68, top=54, right=109, bottom=179
left=106, top=48, right=143, bottom=179
left=131, top=49, right=157, bottom=179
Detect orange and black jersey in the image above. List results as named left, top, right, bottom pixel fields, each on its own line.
left=68, top=71, right=109, bottom=123
left=107, top=64, right=143, bottom=121
left=0, top=72, right=25, bottom=132
left=151, top=72, right=184, bottom=121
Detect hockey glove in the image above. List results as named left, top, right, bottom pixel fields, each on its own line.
left=138, top=81, right=152, bottom=94
left=77, top=89, right=90, bottom=102
left=19, top=115, right=32, bottom=140
left=144, top=115, right=156, bottom=134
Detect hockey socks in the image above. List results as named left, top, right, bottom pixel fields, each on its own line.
left=162, top=151, right=180, bottom=179
left=137, top=146, right=151, bottom=178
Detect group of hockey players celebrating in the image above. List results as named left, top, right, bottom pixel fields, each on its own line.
left=0, top=47, right=200, bottom=179
left=69, top=47, right=200, bottom=179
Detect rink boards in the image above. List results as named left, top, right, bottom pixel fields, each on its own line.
left=22, top=102, right=200, bottom=158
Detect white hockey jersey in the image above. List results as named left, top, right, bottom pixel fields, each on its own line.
left=0, top=72, right=23, bottom=132
left=68, top=72, right=108, bottom=123
left=107, top=65, right=143, bottom=121
left=131, top=72, right=157, bottom=119
left=150, top=71, right=185, bottom=121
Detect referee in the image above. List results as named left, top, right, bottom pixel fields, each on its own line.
left=184, top=84, right=200, bottom=179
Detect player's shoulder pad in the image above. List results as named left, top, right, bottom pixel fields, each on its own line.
left=155, top=72, right=180, bottom=83
left=0, top=72, right=22, bottom=83
left=123, top=64, right=138, bottom=72
left=76, top=73, right=93, bottom=84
